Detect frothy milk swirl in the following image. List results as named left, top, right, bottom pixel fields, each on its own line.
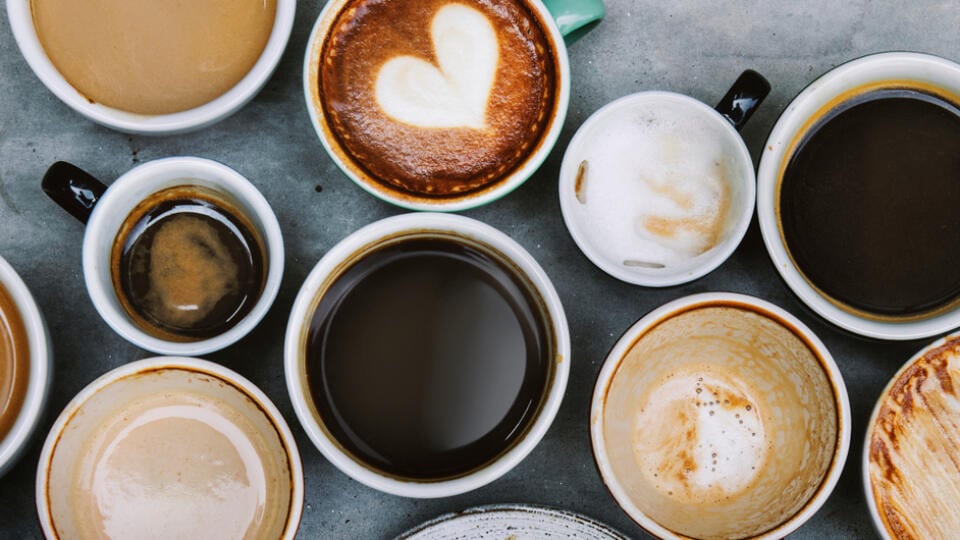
left=375, top=4, right=499, bottom=129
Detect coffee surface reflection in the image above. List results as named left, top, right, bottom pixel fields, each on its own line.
left=0, top=283, right=29, bottom=442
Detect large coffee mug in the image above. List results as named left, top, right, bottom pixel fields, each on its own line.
left=304, top=0, right=605, bottom=211
left=41, top=157, right=284, bottom=355
left=7, top=0, right=295, bottom=134
left=0, top=256, right=51, bottom=477
left=591, top=293, right=850, bottom=539
left=757, top=52, right=960, bottom=340
left=285, top=213, right=570, bottom=497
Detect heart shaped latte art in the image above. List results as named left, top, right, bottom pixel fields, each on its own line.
left=375, top=4, right=499, bottom=129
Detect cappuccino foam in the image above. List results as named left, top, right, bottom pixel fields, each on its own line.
left=568, top=98, right=737, bottom=269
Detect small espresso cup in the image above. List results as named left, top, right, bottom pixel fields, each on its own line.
left=591, top=293, right=850, bottom=539
left=757, top=51, right=960, bottom=340
left=42, top=157, right=284, bottom=355
left=6, top=0, right=295, bottom=134
left=303, top=0, right=604, bottom=211
left=559, top=71, right=770, bottom=286
left=0, top=256, right=51, bottom=478
left=285, top=213, right=570, bottom=497
left=863, top=333, right=960, bottom=540
left=36, top=357, right=304, bottom=539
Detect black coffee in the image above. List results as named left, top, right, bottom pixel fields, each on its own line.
left=112, top=187, right=265, bottom=341
left=305, top=237, right=552, bottom=480
left=781, top=88, right=960, bottom=317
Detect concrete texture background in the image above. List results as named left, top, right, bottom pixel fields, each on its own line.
left=2, top=0, right=959, bottom=538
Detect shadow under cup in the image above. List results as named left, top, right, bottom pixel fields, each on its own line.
left=593, top=295, right=849, bottom=539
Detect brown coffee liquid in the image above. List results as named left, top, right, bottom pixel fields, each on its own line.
left=305, top=237, right=551, bottom=480
left=781, top=88, right=960, bottom=317
left=0, top=282, right=29, bottom=442
left=112, top=188, right=265, bottom=341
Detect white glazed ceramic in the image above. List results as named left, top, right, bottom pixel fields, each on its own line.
left=36, top=357, right=304, bottom=540
left=302, top=0, right=571, bottom=212
left=284, top=213, right=570, bottom=497
left=757, top=51, right=960, bottom=340
left=559, top=92, right=756, bottom=287
left=590, top=292, right=851, bottom=539
left=0, top=256, right=51, bottom=478
left=6, top=0, right=296, bottom=135
left=397, top=504, right=628, bottom=539
left=82, top=157, right=284, bottom=355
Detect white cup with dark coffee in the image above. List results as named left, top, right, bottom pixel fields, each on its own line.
left=0, top=255, right=51, bottom=478
left=7, top=0, right=295, bottom=134
left=41, top=157, right=284, bottom=355
left=303, top=0, right=604, bottom=211
left=757, top=51, right=960, bottom=340
left=284, top=213, right=570, bottom=497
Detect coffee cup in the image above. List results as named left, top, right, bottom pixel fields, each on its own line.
left=7, top=0, right=295, bottom=135
left=591, top=292, right=850, bottom=539
left=863, top=333, right=960, bottom=539
left=757, top=51, right=960, bottom=340
left=36, top=356, right=303, bottom=539
left=303, top=0, right=605, bottom=211
left=41, top=157, right=284, bottom=355
left=0, top=255, right=51, bottom=477
left=284, top=213, right=570, bottom=497
left=559, top=71, right=769, bottom=286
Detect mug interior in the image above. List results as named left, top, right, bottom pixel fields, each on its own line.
left=593, top=295, right=847, bottom=539
left=83, top=158, right=283, bottom=355
left=302, top=0, right=572, bottom=211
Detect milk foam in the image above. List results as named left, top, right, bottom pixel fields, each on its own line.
left=375, top=4, right=498, bottom=129
left=633, top=369, right=767, bottom=503
left=571, top=101, right=735, bottom=268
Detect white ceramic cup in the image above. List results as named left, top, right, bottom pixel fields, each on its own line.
left=591, top=292, right=851, bottom=539
left=757, top=51, right=960, bottom=340
left=42, top=157, right=284, bottom=356
left=36, top=356, right=304, bottom=539
left=302, top=0, right=575, bottom=212
left=559, top=71, right=768, bottom=286
left=0, top=256, right=51, bottom=478
left=284, top=213, right=570, bottom=497
left=6, top=0, right=295, bottom=135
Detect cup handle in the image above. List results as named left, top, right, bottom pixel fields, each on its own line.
left=714, top=70, right=771, bottom=132
left=541, top=0, right=605, bottom=45
left=41, top=161, right=107, bottom=224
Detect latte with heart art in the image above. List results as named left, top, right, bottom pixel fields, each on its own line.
left=318, top=0, right=560, bottom=198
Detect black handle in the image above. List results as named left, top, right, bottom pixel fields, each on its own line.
left=41, top=161, right=108, bottom=224
left=715, top=69, right=770, bottom=131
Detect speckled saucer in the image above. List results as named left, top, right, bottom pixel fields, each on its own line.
left=396, top=504, right=627, bottom=539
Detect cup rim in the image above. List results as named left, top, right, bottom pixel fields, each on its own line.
left=34, top=356, right=304, bottom=539
left=6, top=0, right=296, bottom=135
left=301, top=0, right=572, bottom=212
left=861, top=331, right=960, bottom=540
left=82, top=157, right=284, bottom=355
left=0, top=256, right=51, bottom=477
left=558, top=91, right=757, bottom=287
left=283, top=212, right=570, bottom=497
left=589, top=292, right=851, bottom=539
left=756, top=51, right=960, bottom=340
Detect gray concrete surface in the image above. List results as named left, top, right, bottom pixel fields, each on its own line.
left=2, top=1, right=959, bottom=538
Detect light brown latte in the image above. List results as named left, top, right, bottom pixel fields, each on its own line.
left=317, top=0, right=560, bottom=198
left=868, top=335, right=960, bottom=540
left=0, top=282, right=29, bottom=443
left=31, top=0, right=276, bottom=114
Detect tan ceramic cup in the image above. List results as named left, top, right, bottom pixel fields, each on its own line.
left=591, top=293, right=850, bottom=539
left=37, top=357, right=303, bottom=539
left=864, top=333, right=960, bottom=539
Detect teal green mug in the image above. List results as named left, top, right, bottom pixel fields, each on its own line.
left=304, top=0, right=604, bottom=212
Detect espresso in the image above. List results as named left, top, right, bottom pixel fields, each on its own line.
left=31, top=0, right=276, bottom=114
left=111, top=186, right=265, bottom=341
left=0, top=283, right=29, bottom=442
left=781, top=88, right=960, bottom=318
left=305, top=236, right=552, bottom=480
left=318, top=0, right=559, bottom=197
